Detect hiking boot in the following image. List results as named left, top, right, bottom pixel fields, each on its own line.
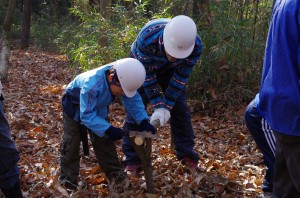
left=182, top=157, right=198, bottom=173
left=64, top=181, right=78, bottom=192
left=59, top=178, right=78, bottom=192
left=124, top=164, right=141, bottom=176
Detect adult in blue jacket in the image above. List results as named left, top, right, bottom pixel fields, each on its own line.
left=257, top=0, right=300, bottom=197
left=122, top=15, right=203, bottom=174
left=0, top=81, right=23, bottom=198
left=59, top=58, right=155, bottom=191
left=244, top=94, right=275, bottom=198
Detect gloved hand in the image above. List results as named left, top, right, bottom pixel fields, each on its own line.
left=150, top=108, right=170, bottom=127
left=106, top=126, right=125, bottom=141
left=139, top=119, right=156, bottom=134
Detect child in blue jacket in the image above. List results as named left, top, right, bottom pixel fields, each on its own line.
left=59, top=58, right=155, bottom=191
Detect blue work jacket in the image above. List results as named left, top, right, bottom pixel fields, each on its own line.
left=258, top=0, right=300, bottom=136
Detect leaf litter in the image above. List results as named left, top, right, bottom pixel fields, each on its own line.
left=3, top=48, right=264, bottom=198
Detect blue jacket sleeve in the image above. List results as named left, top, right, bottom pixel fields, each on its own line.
left=121, top=93, right=149, bottom=125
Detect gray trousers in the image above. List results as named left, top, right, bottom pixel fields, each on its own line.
left=273, top=132, right=300, bottom=198
left=59, top=113, right=126, bottom=184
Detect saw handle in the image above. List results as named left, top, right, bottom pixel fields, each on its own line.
left=134, top=119, right=160, bottom=145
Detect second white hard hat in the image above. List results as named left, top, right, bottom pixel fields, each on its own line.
left=163, top=15, right=197, bottom=59
left=113, top=58, right=146, bottom=98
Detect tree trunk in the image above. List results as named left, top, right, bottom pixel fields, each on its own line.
left=100, top=0, right=111, bottom=19
left=238, top=0, right=246, bottom=21
left=194, top=0, right=211, bottom=26
left=20, top=0, right=32, bottom=49
left=184, top=0, right=193, bottom=16
left=99, top=0, right=111, bottom=47
left=89, top=0, right=100, bottom=11
left=252, top=0, right=259, bottom=43
left=50, top=0, right=58, bottom=18
left=0, top=0, right=16, bottom=81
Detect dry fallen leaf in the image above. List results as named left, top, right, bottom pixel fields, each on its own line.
left=3, top=48, right=265, bottom=197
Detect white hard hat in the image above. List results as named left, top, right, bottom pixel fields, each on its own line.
left=113, top=58, right=146, bottom=98
left=163, top=15, right=197, bottom=59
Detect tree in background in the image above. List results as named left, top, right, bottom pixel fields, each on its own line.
left=0, top=0, right=16, bottom=81
left=71, top=0, right=112, bottom=47
left=20, top=0, right=33, bottom=49
left=194, top=0, right=211, bottom=26
left=0, top=0, right=274, bottom=106
left=100, top=0, right=112, bottom=47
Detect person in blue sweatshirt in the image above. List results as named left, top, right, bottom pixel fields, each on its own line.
left=58, top=58, right=156, bottom=191
left=0, top=81, right=23, bottom=198
left=257, top=0, right=300, bottom=197
left=122, top=15, right=203, bottom=175
left=244, top=94, right=275, bottom=198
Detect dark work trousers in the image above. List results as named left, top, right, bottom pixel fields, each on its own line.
left=0, top=101, right=21, bottom=190
left=59, top=113, right=126, bottom=184
left=122, top=66, right=199, bottom=165
left=273, top=132, right=300, bottom=198
left=244, top=99, right=276, bottom=193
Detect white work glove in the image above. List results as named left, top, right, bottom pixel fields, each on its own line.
left=150, top=108, right=171, bottom=127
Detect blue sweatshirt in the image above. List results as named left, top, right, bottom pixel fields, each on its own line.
left=62, top=65, right=148, bottom=137
left=130, top=18, right=203, bottom=111
left=258, top=0, right=300, bottom=136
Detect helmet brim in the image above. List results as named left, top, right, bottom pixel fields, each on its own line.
left=163, top=31, right=195, bottom=59
left=164, top=40, right=195, bottom=59
left=116, top=73, right=137, bottom=98
left=113, top=58, right=145, bottom=98
left=122, top=88, right=136, bottom=98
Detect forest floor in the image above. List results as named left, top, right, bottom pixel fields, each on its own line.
left=2, top=48, right=264, bottom=198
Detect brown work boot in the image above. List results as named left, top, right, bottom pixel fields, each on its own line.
left=181, top=157, right=199, bottom=173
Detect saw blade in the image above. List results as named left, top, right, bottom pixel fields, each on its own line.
left=129, top=131, right=158, bottom=139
